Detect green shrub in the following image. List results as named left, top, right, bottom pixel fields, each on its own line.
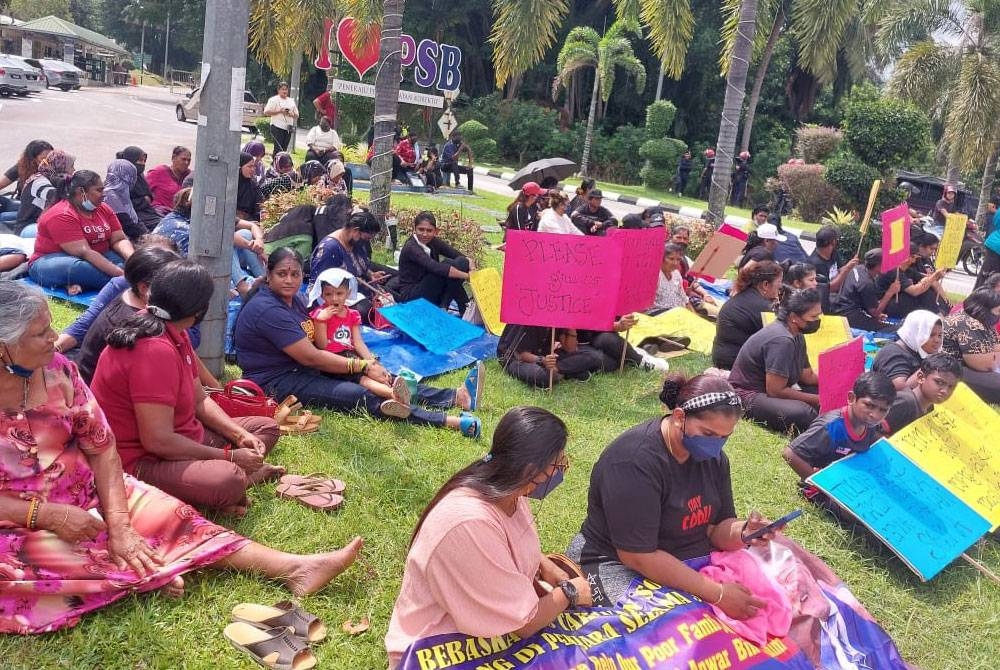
left=823, top=151, right=882, bottom=209
left=795, top=126, right=843, bottom=163
left=253, top=116, right=271, bottom=140
left=842, top=95, right=931, bottom=172
left=645, top=100, right=677, bottom=139
left=492, top=100, right=559, bottom=165
left=777, top=163, right=844, bottom=223
left=639, top=138, right=686, bottom=189
left=473, top=138, right=499, bottom=162
left=457, top=119, right=490, bottom=144
left=394, top=208, right=489, bottom=265
left=639, top=165, right=673, bottom=190
left=834, top=218, right=883, bottom=259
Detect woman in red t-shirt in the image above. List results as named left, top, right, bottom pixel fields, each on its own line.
left=145, top=146, right=192, bottom=212
left=28, top=170, right=135, bottom=293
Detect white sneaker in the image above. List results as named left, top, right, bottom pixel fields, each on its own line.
left=639, top=352, right=669, bottom=372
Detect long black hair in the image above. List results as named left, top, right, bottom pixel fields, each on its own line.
left=346, top=209, right=381, bottom=234
left=410, top=406, right=568, bottom=547
left=123, top=246, right=180, bottom=297
left=107, top=259, right=213, bottom=349
left=963, top=288, right=1000, bottom=327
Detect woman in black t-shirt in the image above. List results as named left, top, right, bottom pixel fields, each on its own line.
left=567, top=373, right=775, bottom=616
left=711, top=261, right=782, bottom=369
left=871, top=309, right=942, bottom=390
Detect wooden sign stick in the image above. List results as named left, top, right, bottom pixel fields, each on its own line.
left=961, top=552, right=1000, bottom=585
left=548, top=328, right=556, bottom=392
left=619, top=329, right=630, bottom=371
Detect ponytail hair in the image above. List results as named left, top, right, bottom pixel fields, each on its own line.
left=659, top=372, right=742, bottom=419
left=775, top=287, right=822, bottom=323
left=107, top=259, right=213, bottom=349
left=733, top=260, right=782, bottom=295
left=410, top=406, right=567, bottom=547
left=741, top=231, right=764, bottom=253
left=56, top=169, right=100, bottom=203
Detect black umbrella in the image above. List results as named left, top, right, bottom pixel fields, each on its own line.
left=508, top=157, right=579, bottom=190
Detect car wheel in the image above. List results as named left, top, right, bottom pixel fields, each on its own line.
left=176, top=105, right=187, bottom=122
left=59, top=84, right=71, bottom=92
left=0, top=89, right=10, bottom=98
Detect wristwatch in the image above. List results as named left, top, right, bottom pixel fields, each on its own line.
left=557, top=580, right=579, bottom=608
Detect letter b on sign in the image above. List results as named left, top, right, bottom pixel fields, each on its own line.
left=437, top=44, right=462, bottom=92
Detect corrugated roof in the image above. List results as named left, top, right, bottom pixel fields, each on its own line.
left=1, top=14, right=24, bottom=26
left=16, top=15, right=128, bottom=55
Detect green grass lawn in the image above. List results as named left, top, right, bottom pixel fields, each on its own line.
left=10, top=198, right=997, bottom=670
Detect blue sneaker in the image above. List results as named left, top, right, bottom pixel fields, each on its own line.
left=459, top=412, right=482, bottom=439
left=463, top=361, right=485, bottom=411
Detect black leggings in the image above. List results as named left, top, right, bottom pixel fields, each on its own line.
left=270, top=126, right=291, bottom=155
left=503, top=346, right=606, bottom=388
left=403, top=257, right=469, bottom=312
left=744, top=392, right=818, bottom=434
left=961, top=367, right=1000, bottom=404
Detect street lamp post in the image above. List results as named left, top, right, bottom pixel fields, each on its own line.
left=162, top=3, right=171, bottom=82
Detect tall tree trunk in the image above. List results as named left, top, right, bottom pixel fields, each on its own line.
left=369, top=0, right=405, bottom=234
left=708, top=0, right=758, bottom=225
left=655, top=59, right=665, bottom=100
left=580, top=70, right=600, bottom=177
left=945, top=159, right=960, bottom=187
left=975, top=140, right=1000, bottom=231
left=288, top=49, right=302, bottom=152
left=739, top=9, right=783, bottom=154
left=504, top=73, right=522, bottom=100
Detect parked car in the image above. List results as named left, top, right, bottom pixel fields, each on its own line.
left=0, top=57, right=29, bottom=97
left=0, top=55, right=45, bottom=94
left=176, top=87, right=264, bottom=133
left=24, top=58, right=82, bottom=91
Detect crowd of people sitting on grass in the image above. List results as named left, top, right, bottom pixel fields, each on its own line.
left=0, top=139, right=992, bottom=670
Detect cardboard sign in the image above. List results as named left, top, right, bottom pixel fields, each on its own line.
left=762, top=313, right=851, bottom=369
left=891, top=383, right=1000, bottom=527
left=936, top=213, right=967, bottom=269
left=689, top=224, right=748, bottom=282
left=626, top=307, right=716, bottom=355
left=808, top=440, right=990, bottom=580
left=817, top=337, right=865, bottom=413
left=469, top=268, right=505, bottom=336
left=608, top=227, right=666, bottom=314
left=379, top=299, right=484, bottom=355
left=500, top=231, right=621, bottom=331
left=880, top=203, right=911, bottom=272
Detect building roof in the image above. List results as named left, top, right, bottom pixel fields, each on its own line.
left=15, top=15, right=128, bottom=55
left=0, top=14, right=24, bottom=26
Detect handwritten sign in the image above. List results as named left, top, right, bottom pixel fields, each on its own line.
left=936, top=213, right=967, bottom=269
left=762, top=313, right=851, bottom=369
left=469, top=268, right=505, bottom=336
left=500, top=231, right=621, bottom=331
left=627, top=307, right=716, bottom=355
left=818, top=337, right=865, bottom=413
left=880, top=203, right=911, bottom=273
left=608, top=227, right=666, bottom=314
left=379, top=298, right=485, bottom=355
left=890, top=383, right=1000, bottom=528
left=400, top=579, right=812, bottom=670
left=689, top=224, right=748, bottom=282
left=808, top=440, right=990, bottom=580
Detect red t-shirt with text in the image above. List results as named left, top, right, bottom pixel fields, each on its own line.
left=29, top=200, right=122, bottom=264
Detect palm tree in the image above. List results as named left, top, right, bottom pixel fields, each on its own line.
left=248, top=0, right=337, bottom=77
left=881, top=0, right=1000, bottom=216
left=552, top=22, right=646, bottom=177
left=707, top=0, right=758, bottom=225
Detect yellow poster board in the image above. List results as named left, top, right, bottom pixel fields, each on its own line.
left=858, top=179, right=882, bottom=238
left=762, top=313, right=851, bottom=369
left=626, top=308, right=716, bottom=355
left=936, top=213, right=967, bottom=269
left=890, top=383, right=1000, bottom=528
left=469, top=268, right=505, bottom=336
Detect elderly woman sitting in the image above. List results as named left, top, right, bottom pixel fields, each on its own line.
left=0, top=280, right=362, bottom=635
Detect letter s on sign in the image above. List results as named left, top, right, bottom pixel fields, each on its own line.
left=414, top=39, right=439, bottom=88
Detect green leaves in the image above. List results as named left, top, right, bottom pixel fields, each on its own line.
left=641, top=0, right=694, bottom=79
left=790, top=0, right=855, bottom=82
left=490, top=0, right=571, bottom=88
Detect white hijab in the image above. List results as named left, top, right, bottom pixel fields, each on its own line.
left=896, top=309, right=941, bottom=359
left=307, top=268, right=361, bottom=308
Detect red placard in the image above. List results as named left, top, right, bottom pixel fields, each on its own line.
left=818, top=336, right=865, bottom=413
left=880, top=203, right=912, bottom=273
left=608, top=226, right=666, bottom=314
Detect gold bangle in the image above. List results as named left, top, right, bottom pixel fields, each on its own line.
left=709, top=583, right=725, bottom=605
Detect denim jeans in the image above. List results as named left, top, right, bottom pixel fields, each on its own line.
left=28, top=251, right=124, bottom=290
left=19, top=224, right=37, bottom=238
left=232, top=230, right=265, bottom=287
left=0, top=196, right=17, bottom=223
left=262, top=367, right=455, bottom=427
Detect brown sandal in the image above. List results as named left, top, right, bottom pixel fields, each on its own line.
left=288, top=490, right=344, bottom=512
left=232, top=601, right=327, bottom=643
left=223, top=622, right=317, bottom=669
left=278, top=474, right=346, bottom=495
left=279, top=411, right=322, bottom=435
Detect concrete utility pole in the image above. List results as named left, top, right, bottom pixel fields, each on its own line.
left=189, top=0, right=250, bottom=377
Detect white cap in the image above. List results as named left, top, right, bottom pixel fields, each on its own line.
left=756, top=222, right=787, bottom=242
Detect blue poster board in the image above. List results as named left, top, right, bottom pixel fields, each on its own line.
left=378, top=299, right=484, bottom=354
left=808, top=440, right=990, bottom=580
left=362, top=326, right=498, bottom=378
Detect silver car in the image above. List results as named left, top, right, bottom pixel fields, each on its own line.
left=25, top=58, right=82, bottom=91
left=0, top=57, right=29, bottom=97
left=0, top=55, right=45, bottom=94
left=176, top=87, right=264, bottom=133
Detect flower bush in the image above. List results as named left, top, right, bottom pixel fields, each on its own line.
left=776, top=163, right=844, bottom=223
left=393, top=208, right=489, bottom=266
left=259, top=184, right=336, bottom=230
left=795, top=126, right=843, bottom=164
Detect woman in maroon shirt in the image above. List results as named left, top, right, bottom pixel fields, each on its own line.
left=27, top=170, right=134, bottom=293
left=145, top=146, right=192, bottom=212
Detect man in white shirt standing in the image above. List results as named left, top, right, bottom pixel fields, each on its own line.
left=304, top=117, right=343, bottom=164
left=263, top=81, right=299, bottom=156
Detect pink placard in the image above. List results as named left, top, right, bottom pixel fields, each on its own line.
left=689, top=223, right=748, bottom=282
left=818, top=337, right=865, bottom=413
left=880, top=203, right=911, bottom=273
left=500, top=230, right=622, bottom=330
left=608, top=227, right=666, bottom=314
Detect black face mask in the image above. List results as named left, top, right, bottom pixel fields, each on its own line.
left=800, top=318, right=821, bottom=335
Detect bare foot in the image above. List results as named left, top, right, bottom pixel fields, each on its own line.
left=248, top=463, right=286, bottom=486
left=219, top=504, right=249, bottom=518
left=284, top=537, right=364, bottom=597
left=158, top=575, right=185, bottom=599
left=456, top=385, right=471, bottom=411
left=66, top=284, right=83, bottom=296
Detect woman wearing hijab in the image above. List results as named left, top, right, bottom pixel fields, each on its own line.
left=15, top=149, right=75, bottom=238
left=241, top=140, right=267, bottom=183
left=236, top=152, right=264, bottom=221
left=299, top=160, right=326, bottom=187
left=871, top=310, right=943, bottom=391
left=104, top=159, right=144, bottom=241
left=325, top=160, right=349, bottom=195
left=117, top=146, right=162, bottom=232
left=261, top=152, right=299, bottom=199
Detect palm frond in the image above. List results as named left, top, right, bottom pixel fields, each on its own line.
left=640, top=0, right=694, bottom=79
left=790, top=0, right=856, bottom=82
left=944, top=53, right=1000, bottom=171
left=250, top=0, right=341, bottom=74
left=874, top=0, right=964, bottom=60
left=888, top=40, right=959, bottom=114
left=490, top=0, right=571, bottom=88
left=720, top=0, right=783, bottom=75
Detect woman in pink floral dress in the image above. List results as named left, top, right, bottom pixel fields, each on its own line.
left=0, top=281, right=363, bottom=634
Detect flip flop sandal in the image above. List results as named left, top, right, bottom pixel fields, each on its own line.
left=274, top=396, right=300, bottom=424
left=279, top=412, right=322, bottom=435
left=463, top=361, right=485, bottom=411
left=232, top=601, right=328, bottom=643
left=276, top=481, right=347, bottom=500
left=278, top=474, right=347, bottom=495
left=379, top=399, right=412, bottom=419
left=291, top=491, right=345, bottom=512
left=391, top=376, right=412, bottom=407
left=459, top=412, right=482, bottom=439
left=223, top=622, right=317, bottom=670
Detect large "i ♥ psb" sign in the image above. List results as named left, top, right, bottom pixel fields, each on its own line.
left=314, top=17, right=462, bottom=94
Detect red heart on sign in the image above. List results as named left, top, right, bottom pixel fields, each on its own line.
left=337, top=17, right=381, bottom=80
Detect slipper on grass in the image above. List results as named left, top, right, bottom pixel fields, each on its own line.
left=463, top=361, right=485, bottom=411
left=391, top=376, right=412, bottom=407
left=289, top=491, right=345, bottom=512
left=379, top=399, right=412, bottom=419
left=223, top=622, right=316, bottom=670
left=232, top=601, right=327, bottom=643
left=278, top=474, right=346, bottom=495
left=279, top=412, right=322, bottom=435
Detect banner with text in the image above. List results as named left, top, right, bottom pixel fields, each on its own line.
left=608, top=227, right=666, bottom=315
left=936, top=213, right=968, bottom=269
left=500, top=231, right=622, bottom=331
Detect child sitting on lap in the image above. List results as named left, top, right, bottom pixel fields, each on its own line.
left=783, top=371, right=896, bottom=512
left=884, top=353, right=961, bottom=434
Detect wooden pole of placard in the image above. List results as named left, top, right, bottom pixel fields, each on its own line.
left=548, top=328, right=556, bottom=392
left=962, top=552, right=1000, bottom=585
left=618, top=329, right=630, bottom=371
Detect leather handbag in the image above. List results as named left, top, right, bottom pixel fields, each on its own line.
left=208, top=380, right=278, bottom=418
